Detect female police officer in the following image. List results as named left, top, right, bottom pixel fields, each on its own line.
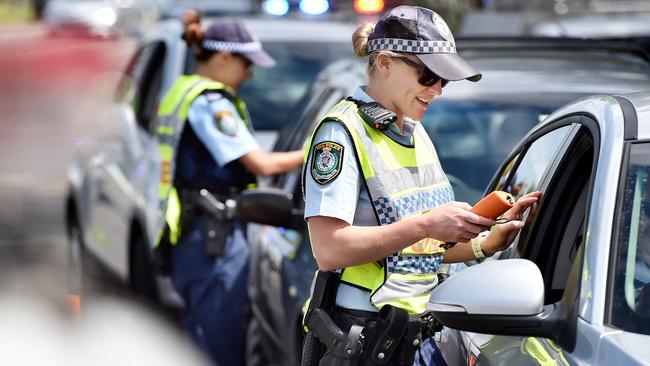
left=156, top=11, right=304, bottom=366
left=302, top=6, right=540, bottom=366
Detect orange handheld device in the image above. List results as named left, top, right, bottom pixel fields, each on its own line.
left=471, top=191, right=514, bottom=219
left=440, top=191, right=514, bottom=250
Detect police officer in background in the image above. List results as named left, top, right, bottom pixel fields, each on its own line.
left=156, top=11, right=303, bottom=365
left=301, top=6, right=540, bottom=366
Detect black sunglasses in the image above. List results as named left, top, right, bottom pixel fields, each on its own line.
left=392, top=56, right=449, bottom=88
left=233, top=53, right=253, bottom=69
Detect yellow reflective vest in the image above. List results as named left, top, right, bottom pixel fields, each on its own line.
left=304, top=99, right=454, bottom=314
left=155, top=74, right=251, bottom=245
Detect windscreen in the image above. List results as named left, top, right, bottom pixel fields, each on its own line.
left=421, top=100, right=554, bottom=204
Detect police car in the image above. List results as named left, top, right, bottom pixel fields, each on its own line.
left=241, top=38, right=650, bottom=365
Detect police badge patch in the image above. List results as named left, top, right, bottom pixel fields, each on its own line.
left=214, top=110, right=239, bottom=137
left=311, top=141, right=344, bottom=185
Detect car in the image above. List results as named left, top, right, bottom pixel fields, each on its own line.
left=428, top=91, right=650, bottom=365
left=43, top=0, right=164, bottom=39
left=241, top=38, right=650, bottom=366
left=64, top=15, right=357, bottom=307
left=65, top=45, right=164, bottom=302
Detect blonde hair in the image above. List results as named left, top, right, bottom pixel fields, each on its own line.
left=352, top=23, right=401, bottom=75
left=352, top=23, right=374, bottom=57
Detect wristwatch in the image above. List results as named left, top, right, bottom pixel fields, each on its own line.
left=471, top=237, right=486, bottom=260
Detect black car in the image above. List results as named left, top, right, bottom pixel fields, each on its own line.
left=241, top=38, right=650, bottom=366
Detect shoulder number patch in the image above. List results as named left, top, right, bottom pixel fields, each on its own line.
left=214, top=110, right=239, bottom=137
left=311, top=141, right=344, bottom=185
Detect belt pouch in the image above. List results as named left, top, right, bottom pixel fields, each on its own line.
left=396, top=316, right=422, bottom=366
left=362, top=305, right=408, bottom=365
left=203, top=216, right=231, bottom=257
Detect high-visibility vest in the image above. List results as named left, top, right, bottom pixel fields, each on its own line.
left=304, top=99, right=454, bottom=315
left=155, top=74, right=251, bottom=245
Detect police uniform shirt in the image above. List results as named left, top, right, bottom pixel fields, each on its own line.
left=187, top=94, right=259, bottom=167
left=304, top=87, right=419, bottom=312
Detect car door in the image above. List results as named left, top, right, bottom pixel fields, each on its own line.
left=438, top=115, right=599, bottom=365
left=248, top=85, right=348, bottom=365
left=85, top=41, right=165, bottom=276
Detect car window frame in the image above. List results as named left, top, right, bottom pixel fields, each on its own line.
left=122, top=40, right=167, bottom=135
left=478, top=114, right=600, bottom=354
left=489, top=114, right=600, bottom=289
left=607, top=139, right=650, bottom=336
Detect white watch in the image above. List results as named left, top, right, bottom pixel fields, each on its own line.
left=471, top=237, right=486, bottom=260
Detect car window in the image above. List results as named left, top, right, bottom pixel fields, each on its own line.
left=185, top=41, right=353, bottom=132
left=504, top=122, right=596, bottom=304
left=493, top=124, right=574, bottom=258
left=121, top=41, right=166, bottom=134
left=610, top=142, right=650, bottom=336
left=421, top=100, right=552, bottom=204
left=494, top=155, right=520, bottom=191
left=505, top=125, right=574, bottom=201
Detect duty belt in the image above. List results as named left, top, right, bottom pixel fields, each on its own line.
left=303, top=271, right=444, bottom=366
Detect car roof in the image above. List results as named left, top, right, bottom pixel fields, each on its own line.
left=152, top=16, right=355, bottom=43
left=529, top=12, right=650, bottom=38
left=316, top=38, right=650, bottom=109
left=238, top=17, right=356, bottom=42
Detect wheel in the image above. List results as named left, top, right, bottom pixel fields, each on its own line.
left=129, top=231, right=159, bottom=302
left=245, top=314, right=268, bottom=366
left=300, top=331, right=325, bottom=366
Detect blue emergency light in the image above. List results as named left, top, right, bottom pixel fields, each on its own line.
left=299, top=0, right=329, bottom=15
left=262, top=0, right=290, bottom=16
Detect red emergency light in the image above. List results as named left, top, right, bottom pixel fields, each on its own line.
left=354, top=0, right=384, bottom=14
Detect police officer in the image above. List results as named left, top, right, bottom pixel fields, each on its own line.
left=301, top=6, right=540, bottom=366
left=156, top=12, right=304, bottom=365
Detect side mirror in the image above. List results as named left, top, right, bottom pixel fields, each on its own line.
left=428, top=259, right=562, bottom=340
left=234, top=188, right=304, bottom=230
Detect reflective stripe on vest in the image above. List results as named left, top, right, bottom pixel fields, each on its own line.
left=155, top=75, right=249, bottom=245
left=304, top=100, right=454, bottom=314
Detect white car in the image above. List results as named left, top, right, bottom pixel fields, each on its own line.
left=429, top=92, right=650, bottom=365
left=44, top=0, right=164, bottom=38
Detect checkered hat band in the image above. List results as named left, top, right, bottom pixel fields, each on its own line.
left=367, top=38, right=456, bottom=54
left=202, top=40, right=262, bottom=53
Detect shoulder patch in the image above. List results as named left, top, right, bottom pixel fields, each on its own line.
left=214, top=110, right=239, bottom=137
left=310, top=141, right=344, bottom=185
left=205, top=92, right=224, bottom=102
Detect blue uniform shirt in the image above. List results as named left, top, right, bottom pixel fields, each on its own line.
left=187, top=94, right=259, bottom=166
left=174, top=92, right=258, bottom=193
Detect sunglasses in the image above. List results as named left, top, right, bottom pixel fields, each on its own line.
left=392, top=56, right=449, bottom=88
left=233, top=53, right=253, bottom=69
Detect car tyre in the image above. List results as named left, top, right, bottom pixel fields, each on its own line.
left=129, top=230, right=159, bottom=302
left=300, top=331, right=325, bottom=366
left=246, top=314, right=269, bottom=366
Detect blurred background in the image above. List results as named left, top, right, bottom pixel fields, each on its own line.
left=0, top=0, right=649, bottom=364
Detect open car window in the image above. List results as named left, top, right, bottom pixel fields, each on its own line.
left=504, top=121, right=595, bottom=305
